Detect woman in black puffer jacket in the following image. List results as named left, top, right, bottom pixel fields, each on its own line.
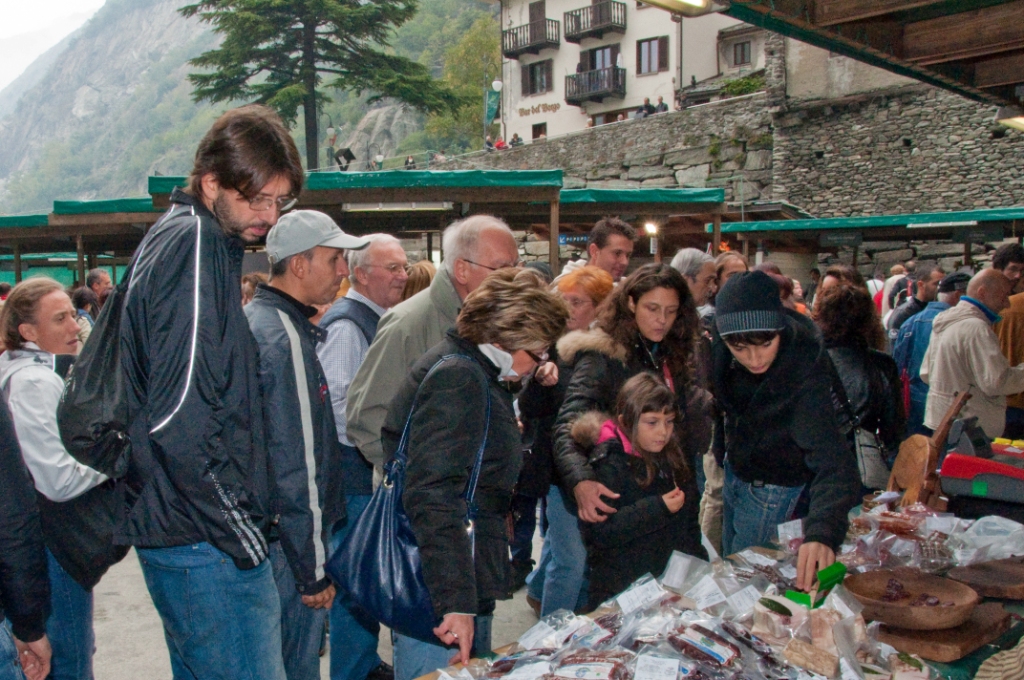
left=381, top=269, right=568, bottom=680
left=814, top=283, right=906, bottom=492
left=553, top=264, right=710, bottom=528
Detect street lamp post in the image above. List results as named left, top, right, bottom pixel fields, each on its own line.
left=483, top=62, right=504, bottom=144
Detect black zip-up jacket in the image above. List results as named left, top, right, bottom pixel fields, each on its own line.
left=118, top=189, right=271, bottom=569
left=516, top=345, right=569, bottom=498
left=574, top=414, right=706, bottom=608
left=711, top=314, right=859, bottom=550
left=381, top=332, right=521, bottom=616
left=0, top=400, right=50, bottom=642
left=246, top=285, right=347, bottom=594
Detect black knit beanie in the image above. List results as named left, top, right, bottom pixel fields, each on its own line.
left=715, top=270, right=785, bottom=337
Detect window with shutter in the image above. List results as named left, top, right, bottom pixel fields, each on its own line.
left=658, top=36, right=669, bottom=71
left=545, top=61, right=554, bottom=92
left=522, top=64, right=531, bottom=96
left=637, top=37, right=667, bottom=74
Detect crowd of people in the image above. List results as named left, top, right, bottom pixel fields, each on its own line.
left=1, top=103, right=1023, bottom=680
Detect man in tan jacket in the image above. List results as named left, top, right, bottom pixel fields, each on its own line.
left=922, top=268, right=1024, bottom=438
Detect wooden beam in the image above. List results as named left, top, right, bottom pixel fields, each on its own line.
left=549, top=201, right=560, bottom=273
left=712, top=214, right=722, bottom=255
left=904, top=0, right=1024, bottom=64
left=76, top=234, right=86, bottom=288
left=13, top=244, right=21, bottom=284
left=813, top=0, right=945, bottom=27
left=974, top=51, right=1024, bottom=88
left=49, top=212, right=161, bottom=227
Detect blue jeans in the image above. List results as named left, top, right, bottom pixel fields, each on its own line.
left=329, top=494, right=381, bottom=680
left=268, top=541, right=326, bottom=680
left=137, top=543, right=286, bottom=680
left=722, top=463, right=805, bottom=555
left=0, top=623, right=25, bottom=680
left=392, top=615, right=492, bottom=680
left=526, top=486, right=587, bottom=615
left=46, top=548, right=94, bottom=680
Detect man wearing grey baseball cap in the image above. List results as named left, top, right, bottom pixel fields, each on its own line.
left=246, top=209, right=368, bottom=680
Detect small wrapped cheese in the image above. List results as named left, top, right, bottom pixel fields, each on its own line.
left=783, top=638, right=839, bottom=678
left=809, top=608, right=842, bottom=657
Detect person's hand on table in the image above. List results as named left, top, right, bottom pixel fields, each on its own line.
left=796, top=541, right=835, bottom=592
left=15, top=635, right=51, bottom=680
left=434, top=612, right=474, bottom=665
left=301, top=584, right=336, bottom=609
left=574, top=480, right=620, bottom=523
left=534, top=362, right=558, bottom=387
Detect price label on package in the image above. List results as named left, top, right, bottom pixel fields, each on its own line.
left=634, top=655, right=680, bottom=680
left=662, top=551, right=696, bottom=590
left=617, top=577, right=666, bottom=614
left=777, top=564, right=798, bottom=580
left=506, top=662, right=551, bottom=680
left=725, top=585, right=761, bottom=615
left=738, top=549, right=778, bottom=568
left=684, top=574, right=726, bottom=610
left=778, top=518, right=804, bottom=539
left=518, top=621, right=556, bottom=650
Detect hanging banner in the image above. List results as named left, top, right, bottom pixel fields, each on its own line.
left=484, top=90, right=500, bottom=126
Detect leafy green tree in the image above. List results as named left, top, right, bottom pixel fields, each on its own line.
left=180, top=0, right=464, bottom=169
left=398, top=15, right=501, bottom=157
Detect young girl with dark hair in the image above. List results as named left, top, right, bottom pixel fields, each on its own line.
left=576, top=373, right=706, bottom=608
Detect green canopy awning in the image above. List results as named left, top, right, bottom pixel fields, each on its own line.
left=53, top=197, right=160, bottom=215
left=307, top=169, right=563, bottom=191
left=0, top=213, right=49, bottom=228
left=560, top=188, right=725, bottom=204
left=711, top=207, right=1024, bottom=233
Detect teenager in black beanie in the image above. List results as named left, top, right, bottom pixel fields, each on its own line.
left=711, top=271, right=859, bottom=591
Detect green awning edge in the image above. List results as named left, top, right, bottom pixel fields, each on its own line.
left=53, top=197, right=159, bottom=215
left=0, top=213, right=49, bottom=228
left=709, top=207, right=1024, bottom=233
left=560, top=188, right=725, bottom=205
left=150, top=170, right=564, bottom=196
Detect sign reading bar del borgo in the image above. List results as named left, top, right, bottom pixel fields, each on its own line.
left=819, top=232, right=863, bottom=248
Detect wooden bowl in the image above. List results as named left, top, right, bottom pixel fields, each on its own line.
left=844, top=568, right=979, bottom=630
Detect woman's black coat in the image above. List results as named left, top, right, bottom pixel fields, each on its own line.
left=826, top=342, right=906, bottom=461
left=381, top=331, right=520, bottom=617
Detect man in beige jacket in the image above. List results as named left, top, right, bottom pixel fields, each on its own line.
left=922, top=268, right=1024, bottom=438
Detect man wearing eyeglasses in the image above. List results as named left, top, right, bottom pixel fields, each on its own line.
left=346, top=215, right=520, bottom=475
left=317, top=234, right=407, bottom=680
left=118, top=105, right=303, bottom=680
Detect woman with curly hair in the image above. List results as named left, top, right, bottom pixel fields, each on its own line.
left=551, top=264, right=709, bottom=610
left=814, top=283, right=905, bottom=491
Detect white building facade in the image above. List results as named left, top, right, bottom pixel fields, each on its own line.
left=497, top=0, right=744, bottom=142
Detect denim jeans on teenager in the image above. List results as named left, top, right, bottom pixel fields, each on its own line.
left=392, top=615, right=492, bottom=680
left=268, top=541, right=326, bottom=680
left=46, top=548, right=94, bottom=680
left=721, top=462, right=805, bottom=555
left=329, top=494, right=381, bottom=680
left=0, top=623, right=26, bottom=680
left=137, top=542, right=286, bottom=680
left=526, top=486, right=587, bottom=615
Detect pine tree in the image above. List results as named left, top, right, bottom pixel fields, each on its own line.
left=180, top=0, right=464, bottom=169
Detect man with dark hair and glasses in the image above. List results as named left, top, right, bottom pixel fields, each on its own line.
left=118, top=104, right=303, bottom=680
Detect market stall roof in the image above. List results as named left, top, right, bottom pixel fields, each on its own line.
left=721, top=0, right=1024, bottom=112
left=0, top=197, right=161, bottom=256
left=0, top=212, right=49, bottom=229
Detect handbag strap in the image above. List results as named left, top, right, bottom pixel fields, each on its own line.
left=389, top=353, right=492, bottom=522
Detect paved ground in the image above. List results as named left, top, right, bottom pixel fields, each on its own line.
left=94, top=543, right=541, bottom=679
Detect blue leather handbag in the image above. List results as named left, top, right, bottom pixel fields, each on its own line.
left=326, top=354, right=491, bottom=644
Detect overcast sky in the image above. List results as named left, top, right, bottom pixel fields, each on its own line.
left=0, top=0, right=105, bottom=92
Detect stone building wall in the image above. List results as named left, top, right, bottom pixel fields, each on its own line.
left=440, top=94, right=775, bottom=203
left=773, top=85, right=1024, bottom=218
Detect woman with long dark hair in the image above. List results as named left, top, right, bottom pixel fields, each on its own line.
left=551, top=264, right=709, bottom=608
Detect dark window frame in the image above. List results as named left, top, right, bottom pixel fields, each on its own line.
left=636, top=36, right=669, bottom=75
left=733, top=41, right=751, bottom=66
left=521, top=59, right=555, bottom=96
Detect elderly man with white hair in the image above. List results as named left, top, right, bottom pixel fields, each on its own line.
left=318, top=234, right=408, bottom=680
left=346, top=215, right=521, bottom=471
left=670, top=248, right=718, bottom=307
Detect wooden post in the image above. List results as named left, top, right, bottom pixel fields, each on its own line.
left=712, top=214, right=722, bottom=254
left=852, top=246, right=859, bottom=267
left=741, top=239, right=749, bottom=262
left=427, top=232, right=433, bottom=262
left=964, top=239, right=972, bottom=269
left=111, top=262, right=118, bottom=284
left=549, top=200, right=560, bottom=273
left=76, top=235, right=86, bottom=288
left=13, top=244, right=21, bottom=284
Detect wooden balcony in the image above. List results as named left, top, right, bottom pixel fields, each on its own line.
left=565, top=67, right=626, bottom=105
left=502, top=19, right=560, bottom=59
left=564, top=1, right=627, bottom=44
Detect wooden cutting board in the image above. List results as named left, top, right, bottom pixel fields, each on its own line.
left=877, top=603, right=1011, bottom=663
left=947, top=557, right=1024, bottom=599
